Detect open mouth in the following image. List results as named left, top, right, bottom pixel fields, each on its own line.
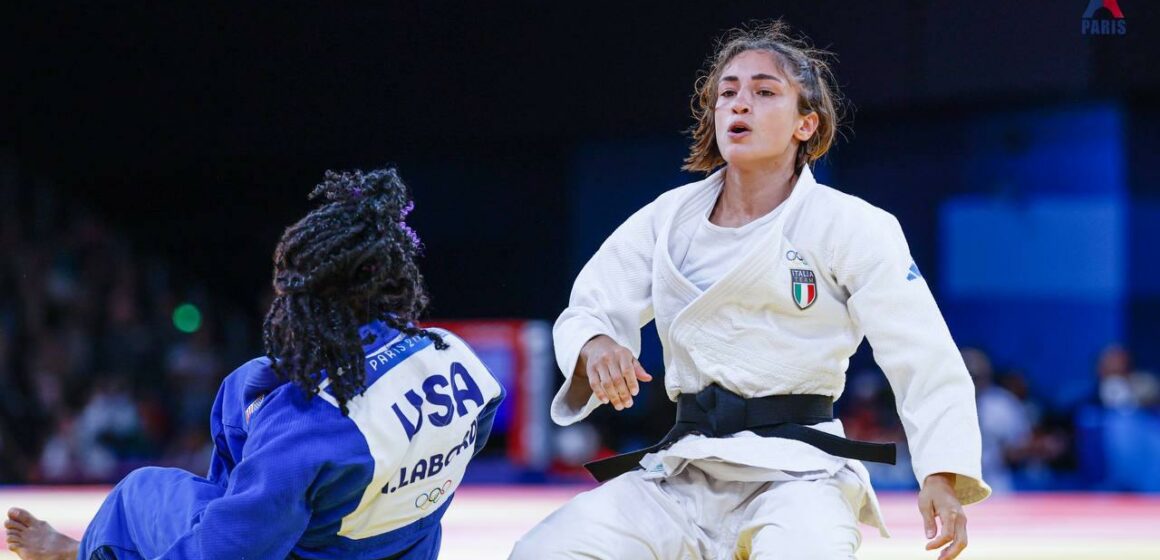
left=728, top=123, right=751, bottom=134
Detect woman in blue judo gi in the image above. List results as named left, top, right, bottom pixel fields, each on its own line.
left=5, top=167, right=505, bottom=560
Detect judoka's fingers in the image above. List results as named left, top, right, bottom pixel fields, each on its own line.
left=618, top=354, right=639, bottom=402
left=938, top=509, right=968, bottom=560
left=919, top=498, right=936, bottom=540
left=633, top=360, right=653, bottom=383
left=598, top=363, right=629, bottom=410
left=3, top=517, right=26, bottom=530
left=925, top=509, right=955, bottom=551
left=596, top=346, right=632, bottom=409
left=592, top=362, right=616, bottom=408
left=586, top=362, right=610, bottom=404
left=610, top=368, right=633, bottom=410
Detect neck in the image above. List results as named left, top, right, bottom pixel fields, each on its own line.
left=715, top=158, right=800, bottom=225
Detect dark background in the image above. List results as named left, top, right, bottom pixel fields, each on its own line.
left=10, top=1, right=1157, bottom=318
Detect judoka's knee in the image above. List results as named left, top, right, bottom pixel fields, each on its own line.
left=120, top=465, right=166, bottom=482
left=507, top=536, right=537, bottom=559
left=114, top=466, right=184, bottom=493
left=746, top=523, right=858, bottom=560
left=508, top=501, right=617, bottom=559
left=509, top=525, right=566, bottom=559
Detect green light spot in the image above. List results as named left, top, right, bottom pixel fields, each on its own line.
left=173, top=303, right=202, bottom=334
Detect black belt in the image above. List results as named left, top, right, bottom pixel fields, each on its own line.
left=584, top=384, right=897, bottom=482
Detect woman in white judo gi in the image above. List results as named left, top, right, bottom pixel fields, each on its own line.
left=511, top=21, right=990, bottom=560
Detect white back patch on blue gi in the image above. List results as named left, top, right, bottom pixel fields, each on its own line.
left=315, top=330, right=502, bottom=539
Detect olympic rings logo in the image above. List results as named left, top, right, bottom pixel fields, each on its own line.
left=414, top=480, right=454, bottom=510
left=786, top=250, right=808, bottom=265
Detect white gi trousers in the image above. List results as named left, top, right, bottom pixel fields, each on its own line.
left=510, top=463, right=864, bottom=560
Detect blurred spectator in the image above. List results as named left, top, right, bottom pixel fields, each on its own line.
left=158, top=425, right=214, bottom=475
left=165, top=326, right=224, bottom=430
left=98, top=264, right=159, bottom=384
left=0, top=176, right=244, bottom=483
left=548, top=423, right=618, bottom=479
left=840, top=369, right=914, bottom=489
left=38, top=413, right=117, bottom=483
left=1096, top=344, right=1160, bottom=410
left=997, top=370, right=1041, bottom=426
left=0, top=320, right=33, bottom=480
left=76, top=376, right=148, bottom=460
left=995, top=369, right=1071, bottom=488
left=964, top=347, right=1032, bottom=493
left=842, top=370, right=902, bottom=442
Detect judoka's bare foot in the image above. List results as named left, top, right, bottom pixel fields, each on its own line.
left=5, top=508, right=79, bottom=560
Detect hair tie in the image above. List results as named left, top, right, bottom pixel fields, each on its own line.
left=274, top=272, right=308, bottom=295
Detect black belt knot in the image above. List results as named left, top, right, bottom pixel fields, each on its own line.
left=678, top=385, right=834, bottom=437
left=689, top=384, right=746, bottom=435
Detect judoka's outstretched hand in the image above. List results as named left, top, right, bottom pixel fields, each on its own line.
left=576, top=335, right=653, bottom=410
left=919, top=473, right=968, bottom=560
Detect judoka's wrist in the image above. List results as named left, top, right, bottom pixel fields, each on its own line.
left=923, top=472, right=957, bottom=489
left=579, top=334, right=614, bottom=360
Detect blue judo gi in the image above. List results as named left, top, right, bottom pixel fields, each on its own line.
left=78, top=321, right=505, bottom=559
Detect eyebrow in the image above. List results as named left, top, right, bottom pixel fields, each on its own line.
left=720, top=73, right=783, bottom=83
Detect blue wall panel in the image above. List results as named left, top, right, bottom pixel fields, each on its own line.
left=961, top=104, right=1125, bottom=197
left=941, top=197, right=1125, bottom=299
left=942, top=298, right=1118, bottom=408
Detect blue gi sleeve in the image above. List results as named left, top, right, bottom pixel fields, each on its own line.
left=205, top=382, right=235, bottom=487
left=207, top=358, right=281, bottom=487
left=155, top=390, right=322, bottom=559
left=472, top=385, right=506, bottom=457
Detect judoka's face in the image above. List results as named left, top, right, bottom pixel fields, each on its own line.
left=714, top=50, right=818, bottom=169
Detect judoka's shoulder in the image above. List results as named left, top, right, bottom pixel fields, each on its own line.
left=804, top=184, right=911, bottom=273
left=245, top=379, right=351, bottom=444
left=225, top=355, right=274, bottom=378
left=653, top=170, right=720, bottom=208
left=420, top=327, right=482, bottom=365
left=422, top=326, right=466, bottom=347
left=220, top=356, right=287, bottom=403
left=225, top=358, right=346, bottom=432
left=415, top=328, right=505, bottom=395
left=616, top=171, right=719, bottom=230
left=804, top=183, right=901, bottom=231
left=239, top=379, right=360, bottom=475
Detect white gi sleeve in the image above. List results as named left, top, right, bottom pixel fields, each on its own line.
left=835, top=209, right=992, bottom=505
left=550, top=202, right=658, bottom=425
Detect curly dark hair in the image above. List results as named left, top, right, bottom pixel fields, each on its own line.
left=262, top=167, right=446, bottom=414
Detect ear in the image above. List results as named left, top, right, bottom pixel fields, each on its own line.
left=793, top=111, right=819, bottom=142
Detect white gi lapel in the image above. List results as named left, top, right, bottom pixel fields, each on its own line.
left=671, top=166, right=818, bottom=328
left=652, top=169, right=724, bottom=345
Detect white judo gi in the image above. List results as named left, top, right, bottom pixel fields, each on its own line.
left=512, top=165, right=990, bottom=559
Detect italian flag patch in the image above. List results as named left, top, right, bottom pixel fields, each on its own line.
left=791, top=269, right=817, bottom=310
